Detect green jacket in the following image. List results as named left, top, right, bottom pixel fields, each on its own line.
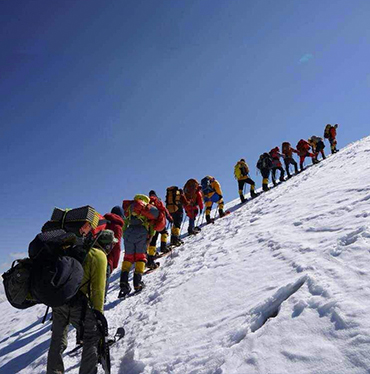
left=80, top=247, right=107, bottom=313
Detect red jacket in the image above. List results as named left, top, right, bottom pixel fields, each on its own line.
left=269, top=147, right=283, bottom=168
left=104, top=213, right=124, bottom=272
left=184, top=190, right=204, bottom=219
left=329, top=127, right=337, bottom=139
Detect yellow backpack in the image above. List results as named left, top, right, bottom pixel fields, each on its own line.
left=165, top=186, right=181, bottom=213
left=234, top=161, right=249, bottom=179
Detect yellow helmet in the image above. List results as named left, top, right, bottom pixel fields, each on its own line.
left=134, top=194, right=150, bottom=204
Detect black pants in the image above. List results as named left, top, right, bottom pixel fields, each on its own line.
left=238, top=178, right=255, bottom=193
left=149, top=228, right=168, bottom=246
left=272, top=166, right=284, bottom=184
left=284, top=158, right=298, bottom=176
left=171, top=209, right=183, bottom=230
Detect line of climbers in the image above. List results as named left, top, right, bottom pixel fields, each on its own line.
left=3, top=124, right=339, bottom=374
left=117, top=174, right=228, bottom=298
left=240, top=124, right=339, bottom=196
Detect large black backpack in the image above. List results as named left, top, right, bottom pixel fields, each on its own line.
left=2, top=205, right=102, bottom=310
left=28, top=229, right=87, bottom=307
left=257, top=154, right=271, bottom=170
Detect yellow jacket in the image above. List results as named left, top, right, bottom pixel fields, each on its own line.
left=234, top=161, right=250, bottom=180
left=80, top=247, right=107, bottom=313
left=204, top=179, right=223, bottom=199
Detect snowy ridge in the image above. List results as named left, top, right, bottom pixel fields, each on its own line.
left=1, top=136, right=370, bottom=374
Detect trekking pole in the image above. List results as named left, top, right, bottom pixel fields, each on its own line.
left=180, top=214, right=185, bottom=236
left=196, top=209, right=202, bottom=227
left=200, top=209, right=205, bottom=225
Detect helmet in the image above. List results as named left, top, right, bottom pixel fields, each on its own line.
left=134, top=194, right=150, bottom=204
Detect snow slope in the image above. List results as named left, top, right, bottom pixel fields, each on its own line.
left=1, top=137, right=370, bottom=374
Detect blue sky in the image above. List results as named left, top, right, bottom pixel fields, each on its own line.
left=1, top=0, right=369, bottom=271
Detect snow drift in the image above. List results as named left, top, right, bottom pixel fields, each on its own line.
left=1, top=136, right=370, bottom=374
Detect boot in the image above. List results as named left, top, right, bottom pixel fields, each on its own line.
left=219, top=209, right=225, bottom=218
left=146, top=255, right=159, bottom=270
left=240, top=194, right=246, bottom=203
left=171, top=235, right=183, bottom=246
left=262, top=183, right=269, bottom=192
left=133, top=273, right=145, bottom=292
left=279, top=171, right=285, bottom=182
left=206, top=214, right=214, bottom=224
left=250, top=189, right=258, bottom=199
left=118, top=271, right=131, bottom=298
left=160, top=241, right=170, bottom=253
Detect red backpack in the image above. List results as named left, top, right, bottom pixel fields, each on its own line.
left=297, top=139, right=309, bottom=152
left=184, top=179, right=200, bottom=202
left=282, top=142, right=290, bottom=154
left=149, top=196, right=167, bottom=232
left=122, top=199, right=166, bottom=232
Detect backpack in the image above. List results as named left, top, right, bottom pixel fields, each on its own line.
left=234, top=162, right=249, bottom=180
left=324, top=124, right=331, bottom=139
left=149, top=197, right=167, bottom=232
left=269, top=147, right=280, bottom=159
left=2, top=258, right=38, bottom=310
left=165, top=186, right=181, bottom=214
left=257, top=154, right=271, bottom=170
left=201, top=176, right=214, bottom=195
left=122, top=199, right=166, bottom=233
left=28, top=229, right=86, bottom=308
left=282, top=142, right=290, bottom=154
left=184, top=179, right=199, bottom=202
left=2, top=205, right=103, bottom=310
left=297, top=139, right=309, bottom=152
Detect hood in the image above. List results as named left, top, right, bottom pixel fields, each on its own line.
left=104, top=213, right=124, bottom=226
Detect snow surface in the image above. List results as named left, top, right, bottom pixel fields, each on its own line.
left=1, top=136, right=370, bottom=374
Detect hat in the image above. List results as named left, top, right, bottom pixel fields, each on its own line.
left=97, top=229, right=118, bottom=254
left=111, top=205, right=124, bottom=218
left=97, top=230, right=119, bottom=245
left=240, top=158, right=245, bottom=162
left=149, top=190, right=157, bottom=197
left=134, top=194, right=150, bottom=204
